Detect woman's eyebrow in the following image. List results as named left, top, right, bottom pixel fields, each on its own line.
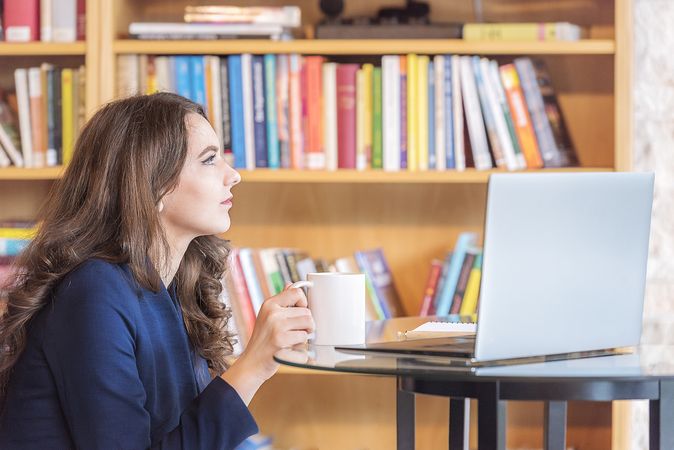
left=197, top=145, right=219, bottom=158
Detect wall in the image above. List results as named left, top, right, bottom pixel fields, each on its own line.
left=631, top=1, right=674, bottom=447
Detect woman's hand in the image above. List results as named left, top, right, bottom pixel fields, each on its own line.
left=221, top=285, right=314, bottom=405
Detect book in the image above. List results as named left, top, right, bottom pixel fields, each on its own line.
left=460, top=56, right=492, bottom=170
left=128, top=22, right=287, bottom=40
left=354, top=248, right=404, bottom=318
left=0, top=99, right=24, bottom=167
left=449, top=249, right=477, bottom=315
left=336, top=64, right=358, bottom=169
left=4, top=0, right=39, bottom=42
left=381, top=55, right=401, bottom=171
left=434, top=232, right=478, bottom=316
left=371, top=67, right=383, bottom=169
left=227, top=55, right=246, bottom=169
left=288, top=54, right=303, bottom=169
left=183, top=5, right=301, bottom=28
left=499, top=64, right=543, bottom=169
left=419, top=258, right=443, bottom=316
left=459, top=250, right=483, bottom=316
left=52, top=0, right=76, bottom=42
left=14, top=69, right=33, bottom=167
left=251, top=55, right=268, bottom=168
left=304, top=56, right=325, bottom=170
left=263, top=54, right=279, bottom=169
left=515, top=57, right=577, bottom=168
left=462, top=22, right=583, bottom=41
left=321, top=62, right=338, bottom=171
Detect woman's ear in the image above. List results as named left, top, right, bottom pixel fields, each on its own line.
left=158, top=199, right=164, bottom=213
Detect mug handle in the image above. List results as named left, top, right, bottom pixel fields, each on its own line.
left=289, top=280, right=313, bottom=289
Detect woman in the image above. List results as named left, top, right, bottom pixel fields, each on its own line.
left=0, top=92, right=314, bottom=449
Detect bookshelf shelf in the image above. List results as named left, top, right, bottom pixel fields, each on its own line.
left=0, top=167, right=65, bottom=180
left=0, top=167, right=612, bottom=182
left=240, top=167, right=612, bottom=184
left=0, top=42, right=86, bottom=56
left=112, top=39, right=616, bottom=56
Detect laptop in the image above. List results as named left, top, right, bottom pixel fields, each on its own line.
left=336, top=172, right=655, bottom=368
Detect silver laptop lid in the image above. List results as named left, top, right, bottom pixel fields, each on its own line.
left=474, top=173, right=654, bottom=362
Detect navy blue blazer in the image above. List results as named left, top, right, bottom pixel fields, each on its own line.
left=0, top=259, right=258, bottom=449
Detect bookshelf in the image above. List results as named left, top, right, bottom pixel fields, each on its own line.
left=0, top=0, right=633, bottom=448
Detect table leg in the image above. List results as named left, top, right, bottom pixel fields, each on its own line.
left=544, top=401, right=567, bottom=450
left=650, top=379, right=674, bottom=450
left=449, top=398, right=470, bottom=450
left=397, top=378, right=415, bottom=450
left=477, top=382, right=506, bottom=450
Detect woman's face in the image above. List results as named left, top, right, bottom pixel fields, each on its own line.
left=160, top=113, right=241, bottom=241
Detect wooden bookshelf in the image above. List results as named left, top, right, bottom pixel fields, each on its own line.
left=0, top=0, right=634, bottom=448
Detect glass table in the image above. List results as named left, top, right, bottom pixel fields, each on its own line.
left=274, top=317, right=674, bottom=450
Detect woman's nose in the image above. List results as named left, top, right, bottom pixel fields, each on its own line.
left=225, top=165, right=241, bottom=186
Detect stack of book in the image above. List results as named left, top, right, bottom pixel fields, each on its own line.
left=0, top=65, right=86, bottom=168
left=117, top=53, right=575, bottom=172
left=1, top=0, right=85, bottom=42
left=128, top=5, right=300, bottom=40
left=419, top=232, right=483, bottom=318
left=221, top=247, right=403, bottom=354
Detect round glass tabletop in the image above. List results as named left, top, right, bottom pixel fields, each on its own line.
left=274, top=317, right=674, bottom=382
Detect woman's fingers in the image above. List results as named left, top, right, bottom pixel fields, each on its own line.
left=283, top=314, right=315, bottom=334
left=270, top=287, right=308, bottom=308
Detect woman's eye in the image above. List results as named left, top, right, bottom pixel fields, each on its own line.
left=202, top=154, right=216, bottom=165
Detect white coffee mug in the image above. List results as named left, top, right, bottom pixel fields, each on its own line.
left=290, top=272, right=366, bottom=345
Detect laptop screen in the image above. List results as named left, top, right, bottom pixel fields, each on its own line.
left=474, top=173, right=654, bottom=362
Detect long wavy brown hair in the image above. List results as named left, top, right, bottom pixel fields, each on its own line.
left=0, top=92, right=235, bottom=404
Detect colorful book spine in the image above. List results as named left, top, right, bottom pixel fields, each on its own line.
left=321, top=62, right=338, bottom=171
left=240, top=54, right=255, bottom=170
left=227, top=55, right=246, bottom=169
left=288, top=54, right=303, bottom=169
left=460, top=250, right=483, bottom=316
left=419, top=258, right=443, bottom=316
left=362, top=64, right=374, bottom=170
left=61, top=68, right=74, bottom=165
left=263, top=54, right=280, bottom=169
left=371, top=67, right=383, bottom=169
left=472, top=56, right=505, bottom=169
left=405, top=54, right=416, bottom=171
left=304, top=56, right=325, bottom=170
left=499, top=63, right=543, bottom=169
left=219, top=57, right=233, bottom=161
left=416, top=55, right=429, bottom=171
left=381, top=55, right=400, bottom=171
left=398, top=55, right=407, bottom=170
left=428, top=60, right=435, bottom=170
left=336, top=64, right=358, bottom=169
left=4, top=0, right=40, bottom=42
left=275, top=54, right=291, bottom=169
left=460, top=56, right=492, bottom=170
left=451, top=55, right=465, bottom=171
left=251, top=55, right=268, bottom=168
